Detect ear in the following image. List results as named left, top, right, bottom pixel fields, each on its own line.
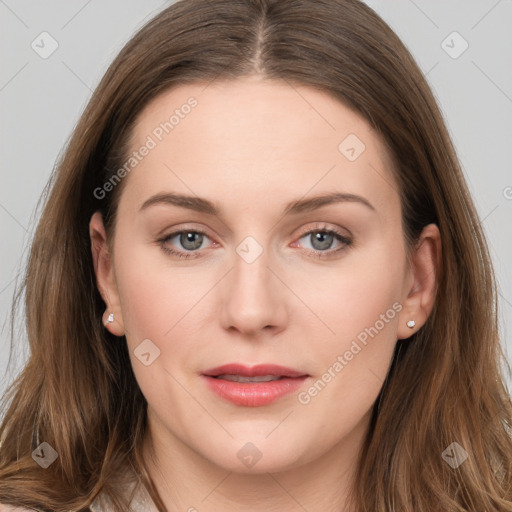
left=397, top=223, right=441, bottom=340
left=89, top=211, right=125, bottom=336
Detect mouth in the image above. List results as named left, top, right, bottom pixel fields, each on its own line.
left=201, top=363, right=310, bottom=407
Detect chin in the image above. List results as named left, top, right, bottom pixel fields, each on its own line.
left=202, top=436, right=308, bottom=475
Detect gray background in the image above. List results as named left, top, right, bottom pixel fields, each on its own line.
left=1, top=1, right=511, bottom=399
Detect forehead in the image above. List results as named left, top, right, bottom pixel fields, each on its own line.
left=121, top=76, right=400, bottom=219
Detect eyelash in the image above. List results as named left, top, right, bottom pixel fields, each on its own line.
left=157, top=224, right=353, bottom=260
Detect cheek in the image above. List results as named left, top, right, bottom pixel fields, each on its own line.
left=113, top=239, right=205, bottom=337
left=113, top=245, right=225, bottom=395
left=113, top=252, right=206, bottom=412
left=292, top=245, right=403, bottom=406
left=294, top=243, right=404, bottom=344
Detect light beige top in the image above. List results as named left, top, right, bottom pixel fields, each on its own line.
left=89, top=479, right=158, bottom=511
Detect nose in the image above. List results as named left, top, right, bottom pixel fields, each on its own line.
left=218, top=241, right=288, bottom=338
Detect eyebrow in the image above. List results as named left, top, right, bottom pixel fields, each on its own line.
left=139, top=191, right=376, bottom=216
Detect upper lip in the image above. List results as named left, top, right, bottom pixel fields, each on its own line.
left=202, top=363, right=308, bottom=378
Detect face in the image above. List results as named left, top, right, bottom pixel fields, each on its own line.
left=90, top=75, right=438, bottom=475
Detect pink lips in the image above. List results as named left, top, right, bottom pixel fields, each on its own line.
left=201, top=363, right=309, bottom=407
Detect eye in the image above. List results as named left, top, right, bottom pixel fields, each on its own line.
left=158, top=229, right=213, bottom=259
left=293, top=224, right=353, bottom=258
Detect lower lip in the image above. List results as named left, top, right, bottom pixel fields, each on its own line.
left=201, top=375, right=309, bottom=407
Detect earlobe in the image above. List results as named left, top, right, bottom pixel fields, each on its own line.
left=89, top=211, right=125, bottom=336
left=397, top=223, right=442, bottom=340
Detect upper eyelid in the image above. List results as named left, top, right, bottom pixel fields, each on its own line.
left=295, top=223, right=351, bottom=238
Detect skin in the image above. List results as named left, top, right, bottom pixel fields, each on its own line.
left=90, top=75, right=441, bottom=512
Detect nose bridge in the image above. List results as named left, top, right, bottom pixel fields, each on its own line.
left=220, top=232, right=287, bottom=335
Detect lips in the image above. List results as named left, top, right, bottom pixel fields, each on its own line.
left=201, top=363, right=309, bottom=407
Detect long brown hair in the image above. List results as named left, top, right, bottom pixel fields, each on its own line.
left=1, top=0, right=511, bottom=510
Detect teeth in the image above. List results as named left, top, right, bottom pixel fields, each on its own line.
left=216, top=374, right=283, bottom=382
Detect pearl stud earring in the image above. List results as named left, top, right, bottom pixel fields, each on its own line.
left=406, top=320, right=416, bottom=329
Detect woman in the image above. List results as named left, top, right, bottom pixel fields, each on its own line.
left=1, top=0, right=511, bottom=510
